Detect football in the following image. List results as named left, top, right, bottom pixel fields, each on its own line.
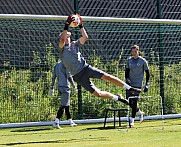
left=69, top=15, right=80, bottom=28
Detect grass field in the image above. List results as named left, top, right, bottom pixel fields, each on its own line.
left=1, top=119, right=181, bottom=147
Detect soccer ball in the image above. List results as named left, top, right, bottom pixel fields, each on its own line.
left=69, top=15, right=80, bottom=28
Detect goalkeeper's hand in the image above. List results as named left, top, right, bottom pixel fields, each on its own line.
left=48, top=88, right=54, bottom=96
left=64, top=14, right=74, bottom=30
left=77, top=14, right=83, bottom=29
left=65, top=14, right=74, bottom=26
left=143, top=83, right=149, bottom=92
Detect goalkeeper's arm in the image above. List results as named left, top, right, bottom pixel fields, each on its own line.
left=49, top=67, right=56, bottom=96
left=78, top=15, right=88, bottom=45
left=125, top=68, right=130, bottom=84
left=145, top=69, right=150, bottom=85
left=68, top=75, right=77, bottom=94
left=79, top=27, right=88, bottom=45
left=59, top=14, right=74, bottom=49
left=144, top=69, right=150, bottom=92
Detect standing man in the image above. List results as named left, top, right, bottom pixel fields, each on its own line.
left=49, top=61, right=77, bottom=129
left=59, top=14, right=141, bottom=105
left=125, top=45, right=150, bottom=126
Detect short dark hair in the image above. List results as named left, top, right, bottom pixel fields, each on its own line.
left=131, top=45, right=140, bottom=51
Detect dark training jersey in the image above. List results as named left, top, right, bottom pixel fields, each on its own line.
left=52, top=61, right=71, bottom=88
left=51, top=61, right=72, bottom=106
left=61, top=40, right=88, bottom=75
left=126, top=56, right=149, bottom=88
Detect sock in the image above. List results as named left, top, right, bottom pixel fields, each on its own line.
left=123, top=83, right=131, bottom=90
left=112, top=95, right=118, bottom=101
left=55, top=118, right=59, bottom=124
left=138, top=109, right=142, bottom=115
left=131, top=117, right=135, bottom=123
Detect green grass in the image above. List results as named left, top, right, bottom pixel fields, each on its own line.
left=1, top=119, right=181, bottom=147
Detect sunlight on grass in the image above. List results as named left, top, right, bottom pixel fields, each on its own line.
left=1, top=119, right=181, bottom=147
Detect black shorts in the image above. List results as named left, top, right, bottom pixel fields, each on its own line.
left=73, top=65, right=105, bottom=93
left=126, top=86, right=141, bottom=100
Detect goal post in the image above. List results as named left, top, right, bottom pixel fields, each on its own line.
left=0, top=14, right=181, bottom=24
left=0, top=14, right=180, bottom=127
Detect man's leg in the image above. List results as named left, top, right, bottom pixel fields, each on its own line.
left=74, top=66, right=141, bottom=94
left=73, top=66, right=129, bottom=104
left=126, top=90, right=138, bottom=126
left=57, top=106, right=65, bottom=118
left=128, top=92, right=144, bottom=124
left=53, top=106, right=65, bottom=129
left=65, top=106, right=77, bottom=127
left=65, top=106, right=71, bottom=119
left=131, top=98, right=138, bottom=119
left=101, top=73, right=141, bottom=94
left=127, top=91, right=144, bottom=125
left=101, top=73, right=125, bottom=87
left=92, top=87, right=129, bottom=104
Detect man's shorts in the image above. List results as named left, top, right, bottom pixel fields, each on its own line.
left=126, top=86, right=141, bottom=101
left=58, top=87, right=70, bottom=106
left=73, top=65, right=105, bottom=93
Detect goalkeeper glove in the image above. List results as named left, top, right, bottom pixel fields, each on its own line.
left=64, top=14, right=74, bottom=30
left=144, top=82, right=149, bottom=92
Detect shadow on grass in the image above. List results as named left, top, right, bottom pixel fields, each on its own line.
left=1, top=137, right=108, bottom=146
left=83, top=122, right=167, bottom=131
left=83, top=125, right=128, bottom=130
left=164, top=120, right=181, bottom=126
left=11, top=127, right=53, bottom=132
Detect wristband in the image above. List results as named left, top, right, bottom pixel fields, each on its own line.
left=79, top=24, right=83, bottom=29
left=64, top=24, right=69, bottom=30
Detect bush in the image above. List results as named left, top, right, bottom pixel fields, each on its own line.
left=0, top=48, right=180, bottom=123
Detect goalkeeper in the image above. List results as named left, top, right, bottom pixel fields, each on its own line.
left=49, top=61, right=77, bottom=129
left=125, top=45, right=150, bottom=126
left=59, top=14, right=141, bottom=104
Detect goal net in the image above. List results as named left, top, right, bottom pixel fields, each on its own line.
left=0, top=14, right=180, bottom=126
